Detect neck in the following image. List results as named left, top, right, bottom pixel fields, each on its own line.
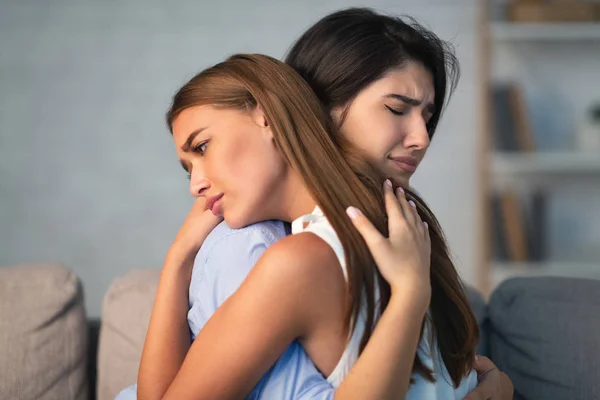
left=277, top=171, right=317, bottom=223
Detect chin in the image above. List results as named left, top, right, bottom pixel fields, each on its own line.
left=223, top=210, right=257, bottom=230
left=391, top=175, right=411, bottom=189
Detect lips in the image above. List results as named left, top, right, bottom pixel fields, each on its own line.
left=389, top=155, right=419, bottom=173
left=205, top=193, right=224, bottom=214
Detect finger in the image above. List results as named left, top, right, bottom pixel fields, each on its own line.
left=423, top=221, right=431, bottom=245
left=406, top=199, right=421, bottom=228
left=346, top=206, right=387, bottom=250
left=473, top=355, right=498, bottom=375
left=501, top=371, right=515, bottom=397
left=388, top=185, right=411, bottom=237
left=382, top=179, right=405, bottom=228
left=463, top=378, right=493, bottom=400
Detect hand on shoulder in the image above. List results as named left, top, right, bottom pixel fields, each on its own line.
left=346, top=180, right=431, bottom=311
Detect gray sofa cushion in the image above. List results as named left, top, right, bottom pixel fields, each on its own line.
left=0, top=263, right=88, bottom=400
left=95, top=268, right=489, bottom=400
left=489, top=276, right=600, bottom=400
left=97, top=269, right=159, bottom=400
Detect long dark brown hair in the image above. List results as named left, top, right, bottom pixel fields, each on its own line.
left=167, top=53, right=478, bottom=386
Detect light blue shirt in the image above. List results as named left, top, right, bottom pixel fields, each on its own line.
left=187, top=220, right=336, bottom=399
left=114, top=220, right=335, bottom=399
left=187, top=220, right=478, bottom=399
left=115, top=219, right=477, bottom=399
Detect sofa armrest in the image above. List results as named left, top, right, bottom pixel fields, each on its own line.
left=489, top=276, right=600, bottom=400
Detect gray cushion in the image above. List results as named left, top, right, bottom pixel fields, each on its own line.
left=95, top=275, right=491, bottom=399
left=97, top=269, right=159, bottom=400
left=489, top=276, right=600, bottom=400
left=0, top=263, right=88, bottom=400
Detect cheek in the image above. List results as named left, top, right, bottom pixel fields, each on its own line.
left=245, top=149, right=283, bottom=199
left=244, top=150, right=285, bottom=217
left=218, top=145, right=254, bottom=188
left=341, top=116, right=395, bottom=163
left=364, top=118, right=407, bottom=162
left=379, top=124, right=404, bottom=152
left=216, top=138, right=282, bottom=219
left=203, top=139, right=246, bottom=190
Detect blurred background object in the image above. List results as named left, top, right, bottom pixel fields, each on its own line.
left=0, top=0, right=484, bottom=317
left=2, top=2, right=600, bottom=399
left=484, top=0, right=600, bottom=293
left=0, top=0, right=598, bottom=319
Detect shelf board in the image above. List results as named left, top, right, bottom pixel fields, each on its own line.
left=490, top=261, right=600, bottom=289
left=491, top=152, right=600, bottom=176
left=491, top=22, right=600, bottom=41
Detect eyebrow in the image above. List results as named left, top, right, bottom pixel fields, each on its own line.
left=180, top=127, right=207, bottom=152
left=385, top=94, right=436, bottom=114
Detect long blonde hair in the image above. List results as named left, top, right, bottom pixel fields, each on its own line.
left=167, top=54, right=478, bottom=385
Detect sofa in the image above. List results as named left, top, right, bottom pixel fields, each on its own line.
left=1, top=263, right=599, bottom=400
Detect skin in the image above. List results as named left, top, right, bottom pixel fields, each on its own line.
left=138, top=100, right=431, bottom=399
left=334, top=62, right=434, bottom=189
left=337, top=61, right=513, bottom=399
left=137, top=60, right=513, bottom=399
left=178, top=106, right=315, bottom=227
left=173, top=105, right=423, bottom=373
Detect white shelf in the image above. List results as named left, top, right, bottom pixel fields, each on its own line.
left=491, top=152, right=600, bottom=176
left=491, top=261, right=600, bottom=289
left=491, top=22, right=600, bottom=41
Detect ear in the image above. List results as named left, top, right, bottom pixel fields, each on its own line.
left=251, top=104, right=268, bottom=127
left=330, top=106, right=343, bottom=127
left=252, top=104, right=273, bottom=140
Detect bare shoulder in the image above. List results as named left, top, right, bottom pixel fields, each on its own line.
left=237, top=232, right=346, bottom=333
left=255, top=232, right=345, bottom=286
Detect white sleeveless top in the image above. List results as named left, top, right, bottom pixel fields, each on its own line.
left=291, top=206, right=478, bottom=398
left=291, top=205, right=367, bottom=387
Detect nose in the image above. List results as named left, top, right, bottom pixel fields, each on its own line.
left=189, top=170, right=211, bottom=198
left=403, top=117, right=430, bottom=150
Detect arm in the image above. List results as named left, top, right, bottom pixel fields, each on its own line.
left=334, top=288, right=426, bottom=398
left=136, top=250, right=194, bottom=400
left=144, top=182, right=430, bottom=399
left=188, top=222, right=341, bottom=400
left=290, top=290, right=427, bottom=400
left=157, top=184, right=431, bottom=400
left=137, top=199, right=222, bottom=400
left=159, top=233, right=340, bottom=400
left=161, top=234, right=428, bottom=400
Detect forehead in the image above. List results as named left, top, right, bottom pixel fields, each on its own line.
left=362, top=62, right=435, bottom=101
left=171, top=106, right=246, bottom=143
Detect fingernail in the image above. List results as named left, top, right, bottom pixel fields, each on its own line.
left=385, top=179, right=392, bottom=187
left=409, top=200, right=416, bottom=207
left=475, top=355, right=479, bottom=362
left=397, top=186, right=405, bottom=194
left=423, top=221, right=428, bottom=229
left=346, top=206, right=361, bottom=219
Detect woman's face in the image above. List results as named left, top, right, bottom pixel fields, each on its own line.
left=335, top=61, right=434, bottom=188
left=172, top=105, right=287, bottom=228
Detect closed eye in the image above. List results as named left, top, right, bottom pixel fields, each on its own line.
left=424, top=112, right=434, bottom=125
left=385, top=105, right=405, bottom=116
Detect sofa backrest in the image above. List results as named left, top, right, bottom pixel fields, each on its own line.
left=489, top=276, right=600, bottom=400
left=0, top=264, right=89, bottom=400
